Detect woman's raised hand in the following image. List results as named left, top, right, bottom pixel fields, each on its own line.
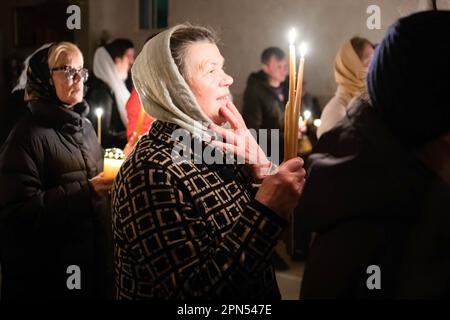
left=208, top=101, right=272, bottom=180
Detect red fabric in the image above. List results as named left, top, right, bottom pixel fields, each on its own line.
left=126, top=88, right=155, bottom=141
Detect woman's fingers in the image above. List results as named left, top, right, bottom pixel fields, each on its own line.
left=282, top=157, right=304, bottom=172
left=210, top=139, right=241, bottom=157
left=209, top=123, right=238, bottom=145
left=219, top=105, right=241, bottom=130
left=225, top=101, right=246, bottom=127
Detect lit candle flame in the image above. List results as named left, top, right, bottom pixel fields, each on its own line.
left=299, top=42, right=308, bottom=58
left=288, top=28, right=296, bottom=45
left=304, top=110, right=311, bottom=121
left=95, top=108, right=103, bottom=118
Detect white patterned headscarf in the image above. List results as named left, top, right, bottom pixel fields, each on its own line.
left=12, top=43, right=52, bottom=93
left=131, top=25, right=213, bottom=139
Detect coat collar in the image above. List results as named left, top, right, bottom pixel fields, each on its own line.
left=28, top=100, right=90, bottom=133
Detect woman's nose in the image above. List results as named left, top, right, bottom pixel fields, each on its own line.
left=221, top=71, right=233, bottom=87
left=73, top=73, right=82, bottom=84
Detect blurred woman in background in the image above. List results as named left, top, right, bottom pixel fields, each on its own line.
left=317, top=37, right=374, bottom=138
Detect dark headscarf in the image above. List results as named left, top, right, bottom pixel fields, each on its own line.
left=25, top=43, right=90, bottom=118
left=26, top=44, right=61, bottom=104
left=367, top=11, right=450, bottom=147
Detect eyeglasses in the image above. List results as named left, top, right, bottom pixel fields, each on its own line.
left=51, top=65, right=89, bottom=82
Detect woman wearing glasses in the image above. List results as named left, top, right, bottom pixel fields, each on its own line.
left=0, top=42, right=114, bottom=299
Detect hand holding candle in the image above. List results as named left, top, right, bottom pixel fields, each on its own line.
left=95, top=108, right=103, bottom=145
left=103, top=148, right=125, bottom=179
left=89, top=172, right=114, bottom=197
left=282, top=33, right=308, bottom=256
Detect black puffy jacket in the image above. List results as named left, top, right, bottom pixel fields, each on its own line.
left=0, top=100, right=113, bottom=299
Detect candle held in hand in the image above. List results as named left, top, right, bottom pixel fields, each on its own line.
left=292, top=43, right=308, bottom=156
left=288, top=29, right=296, bottom=107
left=285, top=28, right=297, bottom=160
left=103, top=148, right=125, bottom=179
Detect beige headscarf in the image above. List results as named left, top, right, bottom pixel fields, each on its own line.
left=131, top=25, right=213, bottom=139
left=334, top=41, right=367, bottom=97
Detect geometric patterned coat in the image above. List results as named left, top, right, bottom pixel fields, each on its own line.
left=111, top=120, right=286, bottom=299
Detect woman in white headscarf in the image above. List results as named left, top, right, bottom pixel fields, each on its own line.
left=85, top=39, right=134, bottom=148
left=111, top=24, right=305, bottom=300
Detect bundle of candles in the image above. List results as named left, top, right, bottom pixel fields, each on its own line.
left=284, top=29, right=308, bottom=160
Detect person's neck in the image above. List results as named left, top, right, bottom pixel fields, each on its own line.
left=415, top=136, right=450, bottom=186
left=267, top=77, right=281, bottom=88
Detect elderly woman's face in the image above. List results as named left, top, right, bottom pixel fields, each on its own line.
left=184, top=42, right=233, bottom=124
left=51, top=52, right=84, bottom=107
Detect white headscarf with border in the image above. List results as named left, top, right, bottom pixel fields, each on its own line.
left=93, top=46, right=130, bottom=127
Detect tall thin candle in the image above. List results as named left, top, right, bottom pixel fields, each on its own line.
left=292, top=43, right=307, bottom=156
left=284, top=29, right=297, bottom=160
left=95, top=108, right=103, bottom=145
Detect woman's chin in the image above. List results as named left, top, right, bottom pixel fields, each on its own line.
left=63, top=97, right=82, bottom=107
left=211, top=114, right=226, bottom=126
